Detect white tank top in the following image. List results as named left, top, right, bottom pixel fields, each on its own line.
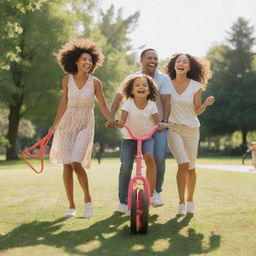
left=169, top=79, right=202, bottom=128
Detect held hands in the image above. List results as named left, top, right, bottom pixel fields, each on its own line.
left=105, top=115, right=116, bottom=129
left=204, top=96, right=215, bottom=106
left=115, top=120, right=124, bottom=128
left=105, top=120, right=124, bottom=128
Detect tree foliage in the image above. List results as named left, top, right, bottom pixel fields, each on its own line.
left=0, top=0, right=82, bottom=159
left=0, top=0, right=140, bottom=159
left=89, top=6, right=140, bottom=149
left=201, top=17, right=256, bottom=149
left=0, top=0, right=47, bottom=70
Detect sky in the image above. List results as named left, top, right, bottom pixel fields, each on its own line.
left=102, top=0, right=256, bottom=60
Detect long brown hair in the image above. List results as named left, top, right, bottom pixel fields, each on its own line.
left=164, top=53, right=212, bottom=86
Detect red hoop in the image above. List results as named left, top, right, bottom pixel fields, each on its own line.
left=21, top=131, right=54, bottom=174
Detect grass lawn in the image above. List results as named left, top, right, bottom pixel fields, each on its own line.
left=0, top=157, right=255, bottom=256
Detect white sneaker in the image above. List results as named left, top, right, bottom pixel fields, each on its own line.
left=177, top=204, right=186, bottom=215
left=115, top=203, right=128, bottom=214
left=64, top=208, right=76, bottom=218
left=84, top=202, right=93, bottom=218
left=151, top=191, right=164, bottom=208
left=186, top=201, right=195, bottom=214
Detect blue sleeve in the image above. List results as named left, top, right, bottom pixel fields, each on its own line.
left=159, top=76, right=172, bottom=95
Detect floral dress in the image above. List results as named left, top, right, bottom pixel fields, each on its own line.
left=50, top=74, right=95, bottom=168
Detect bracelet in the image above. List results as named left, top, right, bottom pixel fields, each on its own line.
left=161, top=120, right=168, bottom=123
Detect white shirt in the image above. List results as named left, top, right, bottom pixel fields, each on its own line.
left=121, top=99, right=158, bottom=139
left=169, top=79, right=202, bottom=128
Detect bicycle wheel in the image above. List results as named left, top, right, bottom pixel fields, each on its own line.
left=139, top=189, right=149, bottom=233
left=130, top=189, right=137, bottom=233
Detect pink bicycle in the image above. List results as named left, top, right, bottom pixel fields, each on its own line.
left=21, top=131, right=54, bottom=174
left=124, top=125, right=160, bottom=234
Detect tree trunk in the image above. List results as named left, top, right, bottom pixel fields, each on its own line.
left=241, top=129, right=247, bottom=150
left=6, top=102, right=22, bottom=160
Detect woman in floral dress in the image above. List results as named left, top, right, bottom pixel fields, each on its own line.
left=50, top=39, right=110, bottom=218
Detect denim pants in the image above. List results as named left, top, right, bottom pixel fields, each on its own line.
left=118, top=130, right=168, bottom=204
left=153, top=130, right=168, bottom=193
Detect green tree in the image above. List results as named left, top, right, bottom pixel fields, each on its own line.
left=88, top=6, right=140, bottom=149
left=0, top=0, right=78, bottom=159
left=202, top=17, right=256, bottom=150
left=99, top=5, right=139, bottom=52
left=0, top=0, right=47, bottom=70
left=201, top=45, right=235, bottom=138
left=0, top=1, right=140, bottom=159
left=225, top=17, right=256, bottom=147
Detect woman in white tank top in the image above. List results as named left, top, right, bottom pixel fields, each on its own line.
left=164, top=53, right=215, bottom=215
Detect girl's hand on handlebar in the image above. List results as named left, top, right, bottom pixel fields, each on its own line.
left=158, top=122, right=169, bottom=130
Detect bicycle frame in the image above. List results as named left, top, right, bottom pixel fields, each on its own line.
left=124, top=125, right=160, bottom=210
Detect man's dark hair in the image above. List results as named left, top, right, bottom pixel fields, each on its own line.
left=140, top=48, right=157, bottom=59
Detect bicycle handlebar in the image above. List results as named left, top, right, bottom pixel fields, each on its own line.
left=123, top=125, right=160, bottom=141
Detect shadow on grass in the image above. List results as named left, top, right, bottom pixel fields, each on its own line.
left=0, top=214, right=221, bottom=255
left=148, top=214, right=221, bottom=256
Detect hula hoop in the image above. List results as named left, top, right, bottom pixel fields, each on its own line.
left=21, top=131, right=54, bottom=174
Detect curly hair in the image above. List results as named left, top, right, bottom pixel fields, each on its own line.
left=164, top=53, right=212, bottom=86
left=121, top=74, right=159, bottom=101
left=57, top=39, right=104, bottom=74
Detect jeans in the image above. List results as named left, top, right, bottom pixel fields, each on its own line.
left=118, top=130, right=168, bottom=204
left=153, top=130, right=168, bottom=193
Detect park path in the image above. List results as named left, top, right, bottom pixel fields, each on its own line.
left=196, top=164, right=256, bottom=174
left=0, top=163, right=256, bottom=174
